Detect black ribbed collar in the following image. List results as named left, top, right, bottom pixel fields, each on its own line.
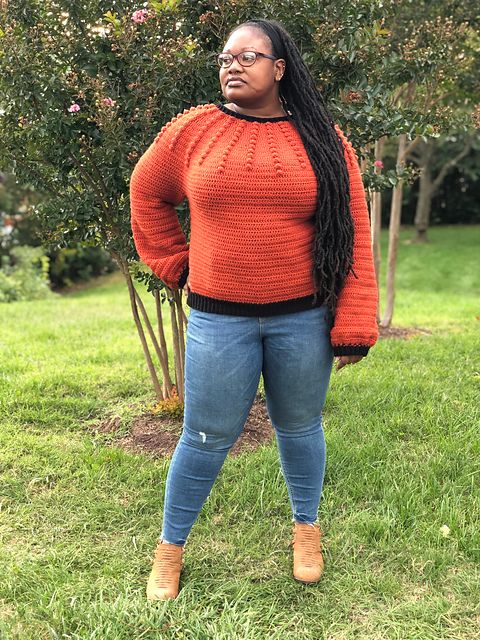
left=216, top=102, right=290, bottom=123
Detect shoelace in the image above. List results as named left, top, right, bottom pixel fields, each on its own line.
left=152, top=544, right=183, bottom=585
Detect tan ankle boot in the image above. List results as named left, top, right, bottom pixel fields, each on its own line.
left=146, top=540, right=184, bottom=601
left=292, top=522, right=324, bottom=584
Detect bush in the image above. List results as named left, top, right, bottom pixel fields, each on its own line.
left=48, top=244, right=119, bottom=289
left=0, top=245, right=57, bottom=302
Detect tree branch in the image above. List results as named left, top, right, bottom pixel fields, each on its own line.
left=401, top=135, right=423, bottom=161
left=432, top=135, right=474, bottom=191
left=80, top=142, right=119, bottom=216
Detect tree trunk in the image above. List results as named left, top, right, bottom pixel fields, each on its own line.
left=381, top=134, right=407, bottom=328
left=175, top=293, right=186, bottom=392
left=132, top=286, right=175, bottom=398
left=370, top=136, right=385, bottom=324
left=154, top=289, right=175, bottom=399
left=169, top=289, right=185, bottom=404
left=409, top=134, right=474, bottom=243
left=413, top=141, right=434, bottom=243
left=115, top=254, right=165, bottom=401
left=112, top=250, right=187, bottom=403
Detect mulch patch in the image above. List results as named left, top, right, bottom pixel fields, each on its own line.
left=92, top=324, right=431, bottom=458
left=93, top=394, right=273, bottom=459
left=378, top=325, right=432, bottom=339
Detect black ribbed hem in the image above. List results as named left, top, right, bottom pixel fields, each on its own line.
left=186, top=291, right=326, bottom=317
left=332, top=345, right=370, bottom=356
left=177, top=265, right=189, bottom=289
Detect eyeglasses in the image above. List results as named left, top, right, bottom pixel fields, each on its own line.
left=216, top=51, right=278, bottom=68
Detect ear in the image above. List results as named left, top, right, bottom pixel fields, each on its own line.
left=275, top=59, right=285, bottom=79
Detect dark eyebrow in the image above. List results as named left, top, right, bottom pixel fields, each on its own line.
left=222, top=46, right=258, bottom=53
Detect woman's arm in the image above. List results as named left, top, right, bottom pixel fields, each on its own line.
left=330, top=125, right=379, bottom=357
left=129, top=116, right=190, bottom=290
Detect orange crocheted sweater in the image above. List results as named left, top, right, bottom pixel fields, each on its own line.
left=130, top=102, right=379, bottom=356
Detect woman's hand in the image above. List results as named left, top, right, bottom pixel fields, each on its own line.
left=183, top=278, right=191, bottom=296
left=335, top=355, right=364, bottom=371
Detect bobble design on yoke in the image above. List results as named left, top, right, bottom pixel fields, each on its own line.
left=154, top=104, right=217, bottom=151
left=198, top=118, right=231, bottom=166
left=245, top=122, right=260, bottom=171
left=266, top=122, right=283, bottom=177
left=334, top=124, right=359, bottom=163
left=278, top=122, right=308, bottom=169
left=217, top=120, right=246, bottom=174
left=185, top=111, right=222, bottom=168
left=158, top=104, right=316, bottom=175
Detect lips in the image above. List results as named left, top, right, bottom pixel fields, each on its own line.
left=227, top=78, right=246, bottom=86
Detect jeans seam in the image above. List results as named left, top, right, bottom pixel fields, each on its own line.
left=161, top=433, right=184, bottom=543
left=276, top=418, right=324, bottom=524
left=278, top=450, right=298, bottom=519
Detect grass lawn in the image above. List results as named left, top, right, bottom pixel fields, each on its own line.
left=1, top=225, right=479, bottom=639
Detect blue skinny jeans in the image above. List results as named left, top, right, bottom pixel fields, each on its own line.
left=160, top=304, right=334, bottom=546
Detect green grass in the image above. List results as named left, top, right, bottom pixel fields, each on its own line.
left=1, top=225, right=479, bottom=639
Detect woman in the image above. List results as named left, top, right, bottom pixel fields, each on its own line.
left=130, top=18, right=378, bottom=601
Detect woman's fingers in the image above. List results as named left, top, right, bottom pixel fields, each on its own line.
left=335, top=355, right=364, bottom=371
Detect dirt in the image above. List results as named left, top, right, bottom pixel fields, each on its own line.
left=378, top=325, right=432, bottom=339
left=92, top=325, right=431, bottom=458
left=93, top=395, right=273, bottom=459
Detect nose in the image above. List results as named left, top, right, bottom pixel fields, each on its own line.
left=226, top=56, right=244, bottom=74
left=230, top=59, right=243, bottom=71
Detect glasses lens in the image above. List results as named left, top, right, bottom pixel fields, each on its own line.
left=239, top=52, right=256, bottom=66
left=217, top=54, right=232, bottom=67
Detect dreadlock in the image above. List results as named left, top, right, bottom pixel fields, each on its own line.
left=227, top=18, right=355, bottom=314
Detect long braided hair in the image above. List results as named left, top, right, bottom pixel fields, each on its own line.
left=227, top=18, right=355, bottom=314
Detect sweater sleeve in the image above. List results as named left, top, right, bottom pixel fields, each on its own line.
left=330, top=125, right=379, bottom=357
left=129, top=114, right=190, bottom=290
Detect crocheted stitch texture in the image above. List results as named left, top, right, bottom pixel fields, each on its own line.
left=129, top=103, right=379, bottom=354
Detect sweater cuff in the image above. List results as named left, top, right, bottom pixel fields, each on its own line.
left=332, top=345, right=370, bottom=357
left=177, top=265, right=189, bottom=289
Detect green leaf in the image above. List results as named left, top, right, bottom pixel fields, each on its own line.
left=103, top=11, right=121, bottom=28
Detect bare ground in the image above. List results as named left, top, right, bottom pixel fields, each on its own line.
left=92, top=395, right=273, bottom=459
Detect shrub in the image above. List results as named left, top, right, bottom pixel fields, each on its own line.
left=0, top=245, right=57, bottom=302
left=48, top=244, right=118, bottom=289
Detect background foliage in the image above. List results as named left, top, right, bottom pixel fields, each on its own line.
left=1, top=0, right=478, bottom=292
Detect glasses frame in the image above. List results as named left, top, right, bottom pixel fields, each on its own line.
left=216, top=50, right=279, bottom=68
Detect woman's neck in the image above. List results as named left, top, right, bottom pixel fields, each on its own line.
left=225, top=102, right=288, bottom=118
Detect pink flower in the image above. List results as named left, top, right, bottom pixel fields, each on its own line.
left=131, top=9, right=148, bottom=23
left=68, top=103, right=80, bottom=112
left=374, top=160, right=384, bottom=169
left=102, top=97, right=116, bottom=106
